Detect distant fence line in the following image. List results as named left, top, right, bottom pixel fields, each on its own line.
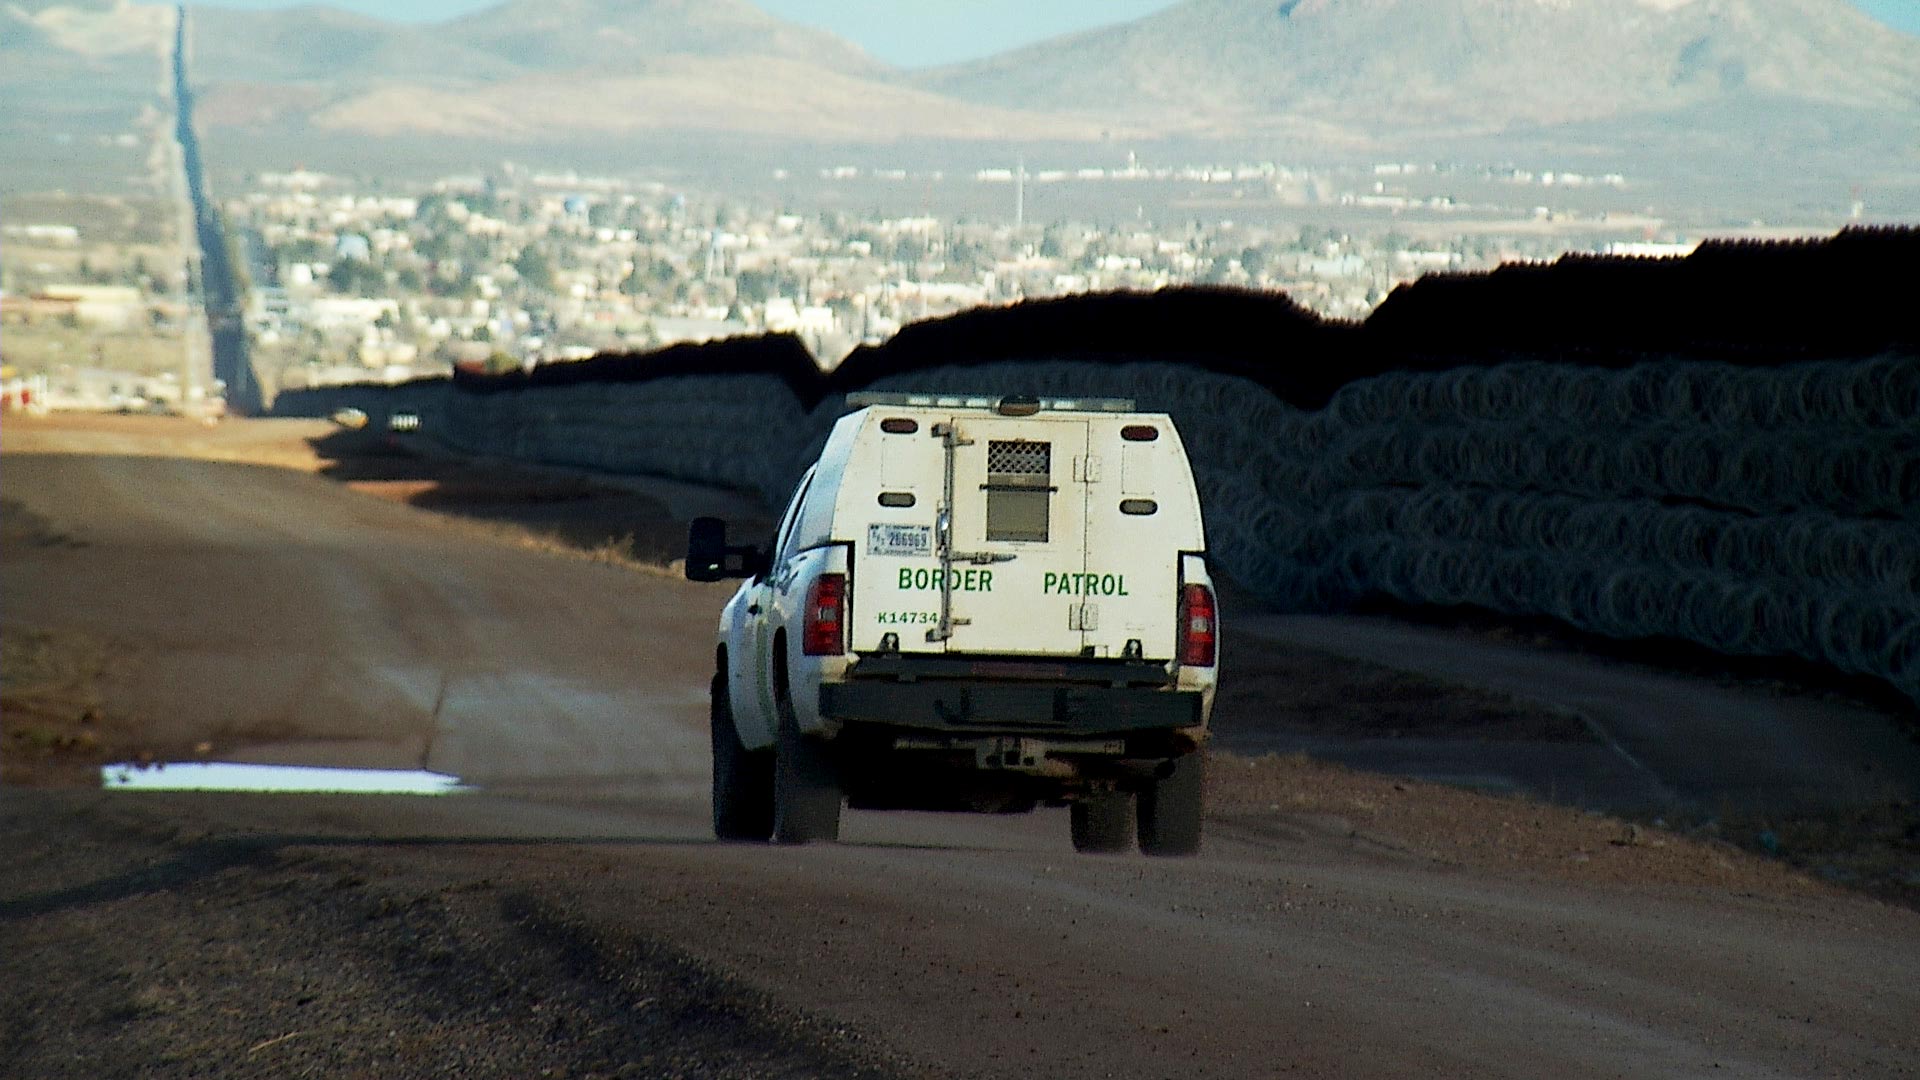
left=275, top=227, right=1920, bottom=704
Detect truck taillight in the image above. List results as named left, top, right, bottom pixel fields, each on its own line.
left=1179, top=583, right=1216, bottom=667
left=803, top=573, right=847, bottom=656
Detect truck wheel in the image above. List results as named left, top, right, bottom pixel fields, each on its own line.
left=1070, top=792, right=1134, bottom=854
left=1137, top=750, right=1205, bottom=857
left=711, top=671, right=773, bottom=842
left=771, top=662, right=842, bottom=844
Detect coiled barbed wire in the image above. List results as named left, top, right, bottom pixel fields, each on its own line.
left=290, top=351, right=1920, bottom=703
left=1319, top=487, right=1919, bottom=599
left=1316, top=531, right=1915, bottom=686
left=1321, top=356, right=1919, bottom=431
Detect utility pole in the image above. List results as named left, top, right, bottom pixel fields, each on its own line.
left=1015, top=156, right=1026, bottom=229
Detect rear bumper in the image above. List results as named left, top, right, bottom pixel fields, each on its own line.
left=820, top=679, right=1204, bottom=734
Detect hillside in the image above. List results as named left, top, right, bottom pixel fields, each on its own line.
left=172, top=0, right=1114, bottom=142
left=186, top=7, right=519, bottom=87
left=439, top=0, right=887, bottom=78
left=6, top=0, right=1916, bottom=176
left=182, top=0, right=880, bottom=87
left=0, top=0, right=167, bottom=151
left=918, top=0, right=1920, bottom=135
left=289, top=58, right=1107, bottom=141
left=0, top=0, right=168, bottom=66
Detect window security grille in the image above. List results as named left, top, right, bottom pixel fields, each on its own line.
left=988, top=440, right=1050, bottom=477
left=985, top=440, right=1051, bottom=542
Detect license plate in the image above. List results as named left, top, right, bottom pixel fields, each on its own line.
left=868, top=523, right=932, bottom=558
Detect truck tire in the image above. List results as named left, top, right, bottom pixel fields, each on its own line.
left=772, top=660, right=842, bottom=845
left=711, top=671, right=773, bottom=842
left=1070, top=792, right=1134, bottom=854
left=1137, top=750, right=1205, bottom=857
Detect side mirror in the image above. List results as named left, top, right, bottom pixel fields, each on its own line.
left=687, top=517, right=729, bottom=581
left=686, top=517, right=766, bottom=582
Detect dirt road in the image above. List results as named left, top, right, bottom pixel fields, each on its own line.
left=5, top=417, right=1919, bottom=1079
left=1, top=427, right=720, bottom=793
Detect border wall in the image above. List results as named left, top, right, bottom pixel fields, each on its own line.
left=275, top=227, right=1920, bottom=705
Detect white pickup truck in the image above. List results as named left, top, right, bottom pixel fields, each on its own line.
left=687, top=393, right=1218, bottom=855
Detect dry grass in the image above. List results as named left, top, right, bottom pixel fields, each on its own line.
left=442, top=516, right=682, bottom=579
left=1, top=627, right=119, bottom=785
left=0, top=324, right=195, bottom=379
left=1674, top=801, right=1920, bottom=910
left=1, top=627, right=106, bottom=712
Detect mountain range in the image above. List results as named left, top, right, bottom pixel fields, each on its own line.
left=920, top=0, right=1920, bottom=134
left=175, top=0, right=1122, bottom=140
left=4, top=0, right=1917, bottom=154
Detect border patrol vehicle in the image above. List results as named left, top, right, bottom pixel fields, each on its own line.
left=686, top=393, right=1219, bottom=855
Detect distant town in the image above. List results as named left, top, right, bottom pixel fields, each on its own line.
left=3, top=151, right=1731, bottom=412
left=2, top=0, right=1908, bottom=415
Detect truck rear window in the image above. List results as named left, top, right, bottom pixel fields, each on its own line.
left=985, top=439, right=1051, bottom=543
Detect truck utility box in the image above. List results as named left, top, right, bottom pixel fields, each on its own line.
left=687, top=393, right=1219, bottom=855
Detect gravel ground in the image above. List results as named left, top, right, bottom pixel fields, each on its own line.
left=0, top=794, right=921, bottom=1080
left=5, top=413, right=1918, bottom=1079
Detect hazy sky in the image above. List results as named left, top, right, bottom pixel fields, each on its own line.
left=172, top=0, right=1920, bottom=67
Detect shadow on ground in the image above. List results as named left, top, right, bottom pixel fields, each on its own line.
left=305, top=429, right=773, bottom=566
